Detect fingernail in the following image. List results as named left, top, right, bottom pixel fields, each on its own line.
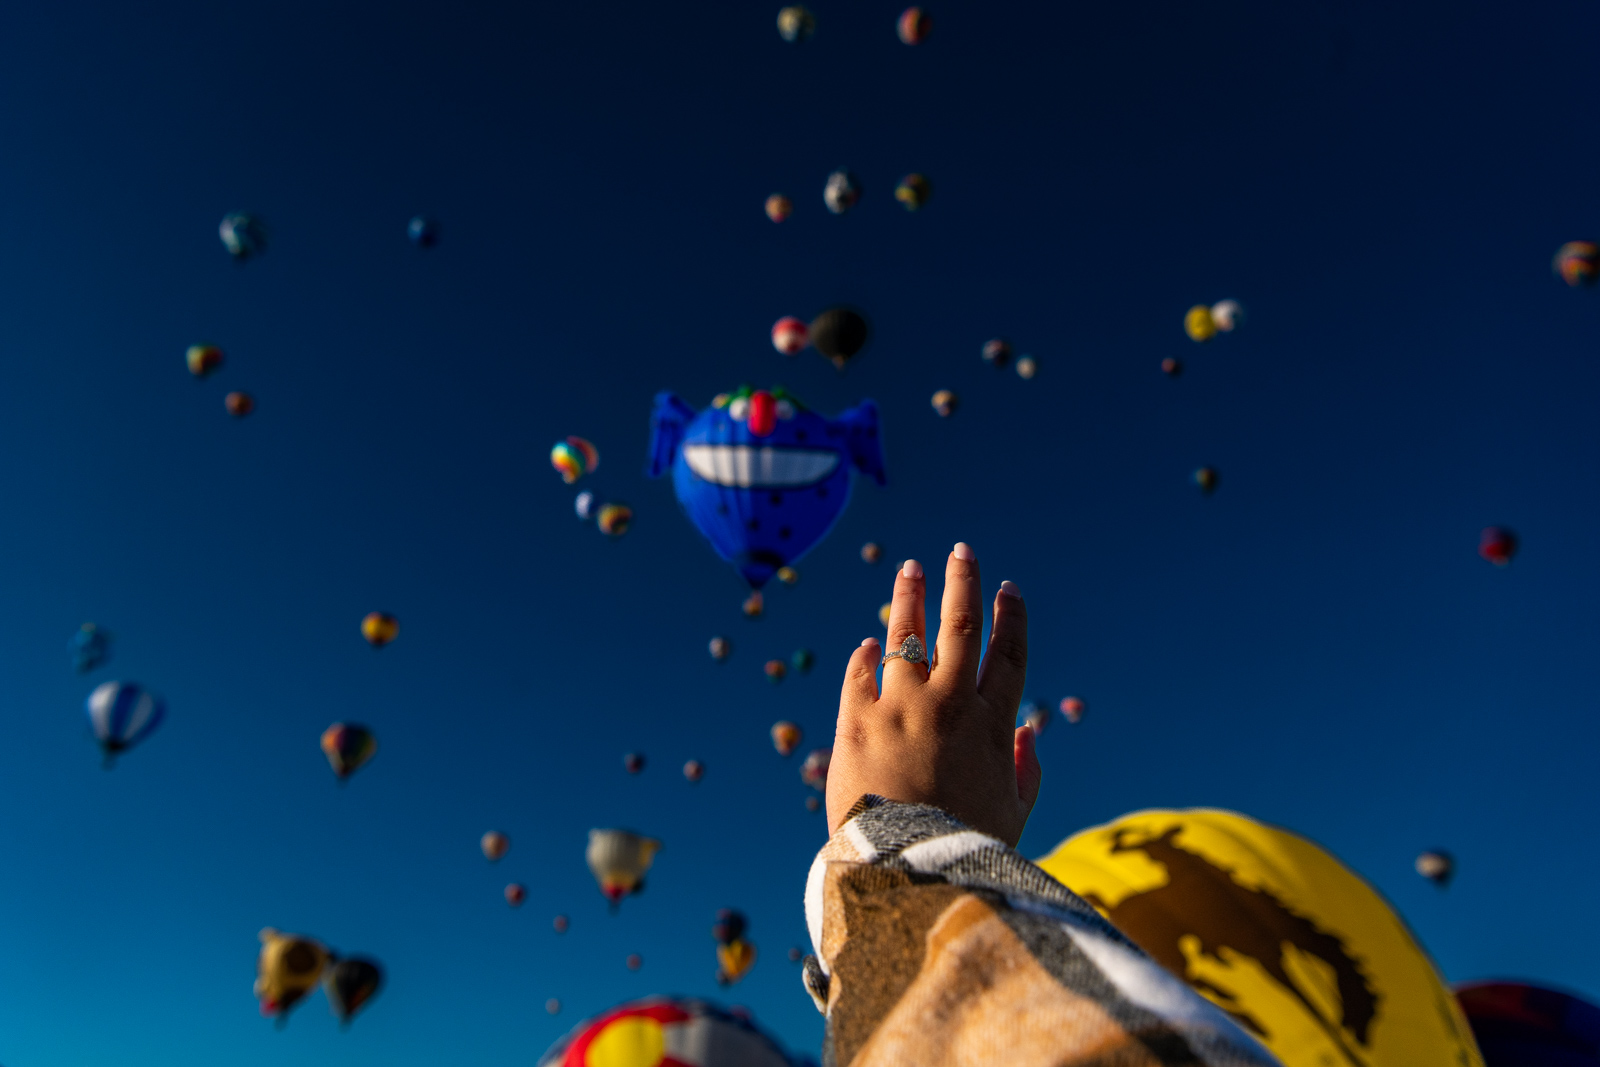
left=953, top=542, right=975, bottom=561
left=860, top=637, right=878, bottom=648
left=902, top=559, right=924, bottom=579
left=1000, top=580, right=1021, bottom=598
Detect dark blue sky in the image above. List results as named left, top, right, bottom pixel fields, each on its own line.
left=2, top=0, right=1599, bottom=1063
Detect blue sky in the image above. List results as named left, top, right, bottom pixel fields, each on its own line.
left=2, top=0, right=1599, bottom=1063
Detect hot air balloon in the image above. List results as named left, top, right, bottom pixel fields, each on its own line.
left=481, top=831, right=509, bottom=861
left=776, top=5, right=815, bottom=42
left=771, top=720, right=802, bottom=756
left=709, top=636, right=731, bottom=660
left=626, top=954, right=644, bottom=970
left=408, top=215, right=440, bottom=248
left=1457, top=981, right=1600, bottom=1067
left=225, top=392, right=254, bottom=417
left=597, top=503, right=632, bottom=536
left=1416, top=850, right=1454, bottom=886
left=575, top=491, right=596, bottom=520
left=809, top=308, right=870, bottom=369
left=587, top=829, right=661, bottom=906
left=800, top=748, right=830, bottom=791
left=547, top=998, right=562, bottom=1014
left=361, top=612, right=399, bottom=647
left=624, top=752, right=645, bottom=774
left=861, top=541, right=882, bottom=563
left=553, top=914, right=570, bottom=933
left=323, top=956, right=383, bottom=1026
left=1161, top=357, right=1183, bottom=377
left=683, top=759, right=704, bottom=782
left=743, top=591, right=764, bottom=617
left=320, top=723, right=377, bottom=780
left=712, top=908, right=746, bottom=945
left=647, top=387, right=885, bottom=587
left=551, top=436, right=600, bottom=484
left=1193, top=467, right=1218, bottom=494
left=1211, top=300, right=1244, bottom=332
left=982, top=338, right=1012, bottom=368
left=255, top=929, right=329, bottom=1022
left=713, top=909, right=758, bottom=986
left=824, top=169, right=860, bottom=214
left=878, top=601, right=892, bottom=626
left=71, top=623, right=112, bottom=674
left=1060, top=696, right=1086, bottom=724
left=186, top=344, right=223, bottom=377
left=1015, top=356, right=1037, bottom=379
left=776, top=565, right=799, bottom=585
left=1036, top=809, right=1486, bottom=1067
left=895, top=173, right=932, bottom=210
left=1185, top=305, right=1217, bottom=342
left=220, top=213, right=268, bottom=260
left=897, top=6, right=932, bottom=43
left=765, top=194, right=793, bottom=222
left=772, top=316, right=809, bottom=355
left=805, top=796, right=821, bottom=812
left=506, top=883, right=527, bottom=907
left=1553, top=241, right=1600, bottom=287
left=87, top=681, right=165, bottom=764
left=1479, top=527, right=1517, bottom=566
left=791, top=648, right=815, bottom=673
left=764, top=659, right=787, bottom=683
left=537, top=997, right=798, bottom=1067
left=931, top=390, right=958, bottom=417
left=1022, top=701, right=1049, bottom=733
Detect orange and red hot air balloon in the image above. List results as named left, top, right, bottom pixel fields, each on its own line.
left=1479, top=526, right=1517, bottom=566
left=361, top=612, right=399, bottom=647
left=771, top=317, right=809, bottom=355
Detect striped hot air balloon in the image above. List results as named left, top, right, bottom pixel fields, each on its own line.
left=87, top=681, right=165, bottom=764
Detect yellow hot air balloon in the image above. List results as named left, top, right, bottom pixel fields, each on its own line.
left=361, top=612, right=399, bottom=647
left=716, top=940, right=758, bottom=986
left=586, top=829, right=661, bottom=906
left=1036, top=809, right=1484, bottom=1067
left=1185, top=304, right=1218, bottom=342
left=254, top=928, right=330, bottom=1021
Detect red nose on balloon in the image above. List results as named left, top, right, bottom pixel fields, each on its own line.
left=748, top=391, right=777, bottom=437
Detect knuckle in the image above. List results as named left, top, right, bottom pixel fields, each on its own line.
left=990, top=633, right=1028, bottom=671
left=940, top=610, right=981, bottom=640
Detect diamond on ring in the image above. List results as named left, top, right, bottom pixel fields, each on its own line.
left=883, top=633, right=927, bottom=667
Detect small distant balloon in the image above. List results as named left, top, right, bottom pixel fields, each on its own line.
left=225, top=391, right=254, bottom=417
left=823, top=169, right=861, bottom=215
left=776, top=566, right=799, bottom=585
left=805, top=795, right=821, bottom=812
left=683, top=759, right=704, bottom=782
left=186, top=344, right=223, bottom=377
left=1193, top=467, right=1218, bottom=494
left=765, top=194, right=793, bottom=223
left=624, top=752, right=645, bottom=774
left=87, top=681, right=165, bottom=763
left=743, top=591, right=764, bottom=618
left=320, top=723, right=377, bottom=780
left=407, top=215, right=440, bottom=248
left=716, top=938, right=758, bottom=986
left=800, top=747, right=831, bottom=791
left=546, top=998, right=562, bottom=1015
left=550, top=436, right=600, bottom=484
left=1479, top=526, right=1517, bottom=566
left=255, top=928, right=328, bottom=1021
left=771, top=720, right=802, bottom=756
left=709, top=636, right=731, bottom=660
left=861, top=541, right=883, bottom=563
left=931, top=389, right=958, bottom=417
left=1060, top=696, right=1085, bottom=724
left=361, top=612, right=399, bottom=647
left=1553, top=241, right=1600, bottom=287
left=808, top=307, right=870, bottom=369
left=897, top=6, right=932, bottom=43
left=324, top=956, right=384, bottom=1026
left=1023, top=702, right=1049, bottom=733
left=575, top=491, right=596, bottom=520
left=777, top=5, right=815, bottom=42
left=626, top=954, right=643, bottom=971
left=1185, top=305, right=1218, bottom=342
left=1161, top=357, right=1182, bottom=377
left=1015, top=356, right=1037, bottom=379
left=71, top=623, right=112, bottom=674
left=597, top=503, right=632, bottom=536
left=481, top=831, right=509, bottom=861
left=982, top=338, right=1012, bottom=368
left=787, top=946, right=803, bottom=962
left=1210, top=299, right=1244, bottom=332
left=1416, top=850, right=1453, bottom=886
left=712, top=908, right=747, bottom=946
left=771, top=316, right=809, bottom=355
left=220, top=213, right=268, bottom=260
left=506, top=883, right=527, bottom=907
left=587, top=829, right=661, bottom=905
left=764, top=659, right=787, bottom=683
left=878, top=602, right=891, bottom=626
left=553, top=914, right=569, bottom=933
left=791, top=648, right=815, bottom=673
left=895, top=173, right=931, bottom=210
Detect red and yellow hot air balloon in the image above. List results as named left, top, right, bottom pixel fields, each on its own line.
left=186, top=344, right=224, bottom=377
left=320, top=723, right=377, bottom=780
left=771, top=720, right=802, bottom=756
left=361, top=612, right=399, bottom=647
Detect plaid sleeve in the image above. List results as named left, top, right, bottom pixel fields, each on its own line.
left=801, top=796, right=1282, bottom=1067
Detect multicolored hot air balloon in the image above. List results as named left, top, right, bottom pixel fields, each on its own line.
left=1416, top=850, right=1454, bottom=886
left=1211, top=299, right=1244, bottom=332
left=982, top=338, right=1011, bottom=367
left=323, top=956, right=383, bottom=1026
left=800, top=748, right=830, bottom=791
left=186, top=344, right=223, bottom=377
left=713, top=909, right=758, bottom=986
left=361, top=612, right=399, bottom=647
left=809, top=308, right=870, bottom=369
left=255, top=929, right=329, bottom=1022
left=597, top=503, right=632, bottom=536
left=586, top=829, right=660, bottom=906
left=1479, top=527, right=1517, bottom=566
left=765, top=194, right=793, bottom=222
left=71, top=623, right=112, bottom=674
left=895, top=173, right=932, bottom=210
left=1457, top=981, right=1600, bottom=1067
left=320, top=723, right=377, bottom=780
left=1037, top=809, right=1486, bottom=1067
left=87, top=681, right=165, bottom=763
left=537, top=997, right=798, bottom=1067
left=220, top=213, right=269, bottom=260
left=824, top=169, right=860, bottom=214
left=897, top=6, right=932, bottom=43
left=225, top=392, right=254, bottom=417
left=1060, top=696, right=1085, bottom=724
left=772, top=316, right=809, bottom=355
left=709, top=636, right=731, bottom=660
left=506, top=883, right=527, bottom=907
left=647, top=387, right=885, bottom=588
left=771, top=721, right=802, bottom=756
left=1553, top=241, right=1600, bottom=287
left=481, top=831, right=509, bottom=861
left=776, top=5, right=815, bottom=42
left=1185, top=305, right=1218, bottom=342
left=551, top=436, right=600, bottom=484
left=407, top=215, right=440, bottom=248
left=743, top=591, right=765, bottom=617
left=776, top=566, right=799, bottom=585
left=931, top=390, right=958, bottom=417
left=764, top=659, right=787, bottom=683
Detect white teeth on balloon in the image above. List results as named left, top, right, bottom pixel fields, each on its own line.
left=682, top=445, right=840, bottom=487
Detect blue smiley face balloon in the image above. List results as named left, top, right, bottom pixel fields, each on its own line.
left=647, top=387, right=886, bottom=587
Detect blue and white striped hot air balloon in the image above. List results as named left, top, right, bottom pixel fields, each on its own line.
left=87, top=681, right=165, bottom=764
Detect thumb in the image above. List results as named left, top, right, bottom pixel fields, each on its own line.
left=1013, top=726, right=1042, bottom=819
